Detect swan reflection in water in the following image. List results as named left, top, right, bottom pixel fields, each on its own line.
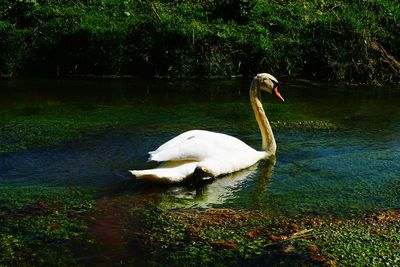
left=159, top=159, right=275, bottom=209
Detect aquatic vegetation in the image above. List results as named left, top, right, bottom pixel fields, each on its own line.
left=125, top=207, right=400, bottom=266
left=0, top=185, right=98, bottom=265
left=315, top=210, right=400, bottom=266
left=0, top=103, right=154, bottom=152
left=272, top=120, right=338, bottom=130
left=0, top=99, right=332, bottom=153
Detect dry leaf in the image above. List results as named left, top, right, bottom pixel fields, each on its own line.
left=210, top=241, right=236, bottom=250
left=306, top=245, right=319, bottom=253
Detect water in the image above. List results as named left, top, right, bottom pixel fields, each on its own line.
left=1, top=78, right=400, bottom=216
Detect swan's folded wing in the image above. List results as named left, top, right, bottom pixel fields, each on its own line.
left=150, top=130, right=201, bottom=155
left=149, top=134, right=217, bottom=161
left=148, top=130, right=257, bottom=162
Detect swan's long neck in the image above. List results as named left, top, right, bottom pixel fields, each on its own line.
left=250, top=80, right=276, bottom=155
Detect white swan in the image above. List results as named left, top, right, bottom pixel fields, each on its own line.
left=129, top=73, right=285, bottom=183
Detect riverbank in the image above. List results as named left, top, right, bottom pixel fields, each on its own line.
left=1, top=0, right=399, bottom=82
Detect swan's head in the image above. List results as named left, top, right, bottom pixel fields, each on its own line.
left=255, top=73, right=285, bottom=102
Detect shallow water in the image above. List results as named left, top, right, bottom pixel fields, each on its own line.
left=1, top=78, right=400, bottom=216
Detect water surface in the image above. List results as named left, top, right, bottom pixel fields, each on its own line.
left=1, top=78, right=400, bottom=216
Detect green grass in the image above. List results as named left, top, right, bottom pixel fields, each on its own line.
left=0, top=0, right=399, bottom=81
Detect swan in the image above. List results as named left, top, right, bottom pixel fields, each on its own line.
left=129, top=73, right=285, bottom=184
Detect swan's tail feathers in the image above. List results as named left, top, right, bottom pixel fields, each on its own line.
left=129, top=170, right=179, bottom=184
left=129, top=161, right=199, bottom=184
left=128, top=169, right=186, bottom=184
left=129, top=170, right=167, bottom=183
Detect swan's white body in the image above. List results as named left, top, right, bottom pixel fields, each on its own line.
left=129, top=73, right=284, bottom=183
left=130, top=130, right=267, bottom=183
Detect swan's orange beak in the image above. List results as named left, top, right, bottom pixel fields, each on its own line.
left=273, top=87, right=285, bottom=102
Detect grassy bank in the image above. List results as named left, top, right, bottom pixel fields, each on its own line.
left=0, top=0, right=399, bottom=82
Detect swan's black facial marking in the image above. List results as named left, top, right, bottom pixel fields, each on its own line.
left=272, top=81, right=280, bottom=90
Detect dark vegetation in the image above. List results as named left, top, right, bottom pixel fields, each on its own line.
left=2, top=186, right=400, bottom=265
left=0, top=186, right=97, bottom=265
left=0, top=0, right=399, bottom=81
left=127, top=207, right=400, bottom=266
